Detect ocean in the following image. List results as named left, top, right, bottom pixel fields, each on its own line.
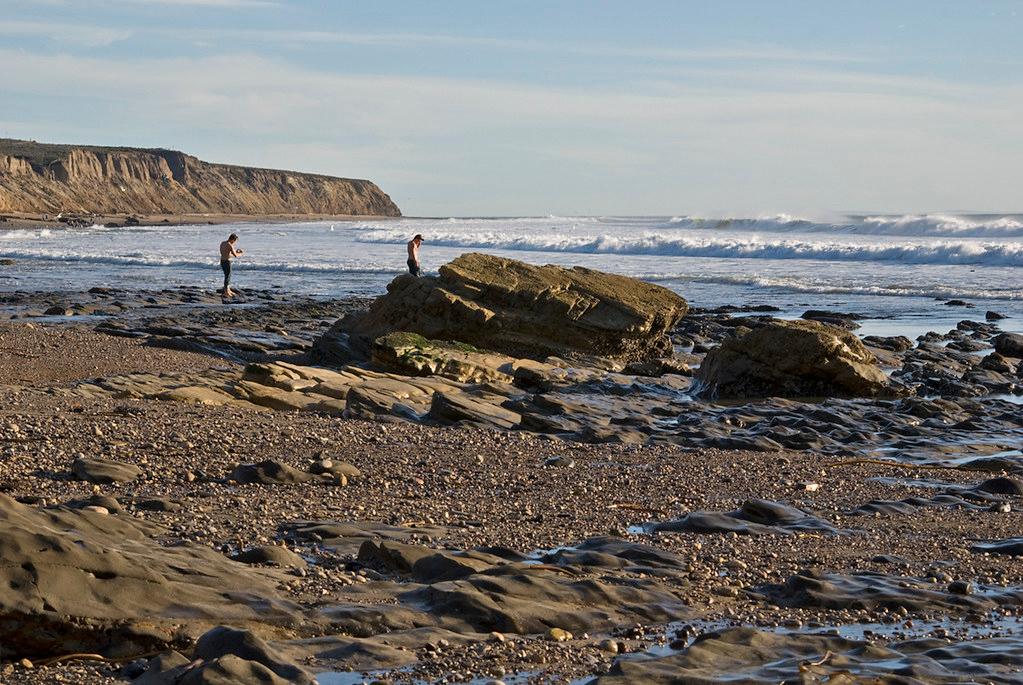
left=2, top=213, right=1022, bottom=338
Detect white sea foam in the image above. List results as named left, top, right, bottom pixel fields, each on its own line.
left=354, top=230, right=1023, bottom=267
left=655, top=213, right=1023, bottom=237
left=0, top=229, right=51, bottom=240
left=0, top=249, right=396, bottom=274
left=649, top=274, right=1023, bottom=301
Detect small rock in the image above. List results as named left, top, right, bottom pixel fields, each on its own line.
left=948, top=580, right=974, bottom=595
left=231, top=545, right=308, bottom=569
left=543, top=455, right=575, bottom=468
left=71, top=456, right=142, bottom=484
left=547, top=627, right=573, bottom=641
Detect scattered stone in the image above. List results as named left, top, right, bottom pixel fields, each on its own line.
left=231, top=545, right=308, bottom=569
left=71, top=456, right=142, bottom=484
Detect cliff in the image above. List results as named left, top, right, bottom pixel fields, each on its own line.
left=0, top=138, right=401, bottom=217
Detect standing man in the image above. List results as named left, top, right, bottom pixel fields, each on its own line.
left=407, top=234, right=424, bottom=276
left=219, top=233, right=244, bottom=297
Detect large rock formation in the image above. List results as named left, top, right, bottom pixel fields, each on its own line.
left=0, top=138, right=400, bottom=216
left=314, top=253, right=689, bottom=363
left=695, top=319, right=899, bottom=399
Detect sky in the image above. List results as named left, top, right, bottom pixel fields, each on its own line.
left=1, top=1, right=1021, bottom=217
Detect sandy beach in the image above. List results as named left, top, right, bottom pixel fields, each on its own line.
left=0, top=260, right=1022, bottom=683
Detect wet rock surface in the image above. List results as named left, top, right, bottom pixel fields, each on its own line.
left=758, top=570, right=1023, bottom=613
left=589, top=626, right=1023, bottom=684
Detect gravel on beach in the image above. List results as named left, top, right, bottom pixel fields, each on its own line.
left=2, top=321, right=1023, bottom=684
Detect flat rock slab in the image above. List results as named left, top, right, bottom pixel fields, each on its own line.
left=756, top=570, right=1023, bottom=613
left=0, top=494, right=307, bottom=659
left=972, top=538, right=1023, bottom=556
left=652, top=499, right=846, bottom=536
left=591, top=627, right=1023, bottom=684
left=71, top=456, right=142, bottom=484
left=343, top=536, right=690, bottom=636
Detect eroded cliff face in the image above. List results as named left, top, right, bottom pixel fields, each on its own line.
left=0, top=140, right=401, bottom=216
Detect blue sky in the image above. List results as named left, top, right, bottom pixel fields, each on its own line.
left=1, top=0, right=1021, bottom=216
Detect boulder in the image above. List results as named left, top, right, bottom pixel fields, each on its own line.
left=980, top=352, right=1014, bottom=374
left=994, top=333, right=1023, bottom=358
left=695, top=319, right=899, bottom=399
left=314, top=253, right=688, bottom=363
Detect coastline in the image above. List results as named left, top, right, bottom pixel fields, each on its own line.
left=0, top=211, right=402, bottom=231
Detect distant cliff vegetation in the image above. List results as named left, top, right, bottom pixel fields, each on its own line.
left=0, top=138, right=401, bottom=217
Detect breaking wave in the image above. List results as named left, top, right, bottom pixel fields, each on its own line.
left=657, top=213, right=1023, bottom=237
left=0, top=249, right=396, bottom=275
left=354, top=230, right=1023, bottom=267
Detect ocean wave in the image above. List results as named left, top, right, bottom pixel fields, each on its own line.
left=354, top=230, right=1023, bottom=267
left=0, top=250, right=398, bottom=275
left=657, top=213, right=1023, bottom=237
left=0, top=229, right=52, bottom=240
left=647, top=274, right=1022, bottom=301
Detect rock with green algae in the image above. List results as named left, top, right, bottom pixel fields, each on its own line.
left=371, top=331, right=516, bottom=383
left=314, top=253, right=689, bottom=364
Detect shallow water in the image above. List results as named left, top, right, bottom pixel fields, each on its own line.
left=3, top=215, right=1023, bottom=334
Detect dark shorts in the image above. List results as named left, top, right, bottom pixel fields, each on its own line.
left=407, top=258, right=421, bottom=277
left=220, top=259, right=232, bottom=287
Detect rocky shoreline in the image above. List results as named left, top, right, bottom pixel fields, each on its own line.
left=2, top=255, right=1023, bottom=684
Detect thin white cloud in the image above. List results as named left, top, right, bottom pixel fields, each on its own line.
left=174, top=27, right=874, bottom=64
left=2, top=48, right=1020, bottom=214
left=113, top=0, right=280, bottom=6
left=0, top=19, right=132, bottom=47
left=0, top=13, right=871, bottom=65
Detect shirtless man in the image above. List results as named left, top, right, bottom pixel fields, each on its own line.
left=407, top=234, right=424, bottom=277
left=219, top=233, right=244, bottom=297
